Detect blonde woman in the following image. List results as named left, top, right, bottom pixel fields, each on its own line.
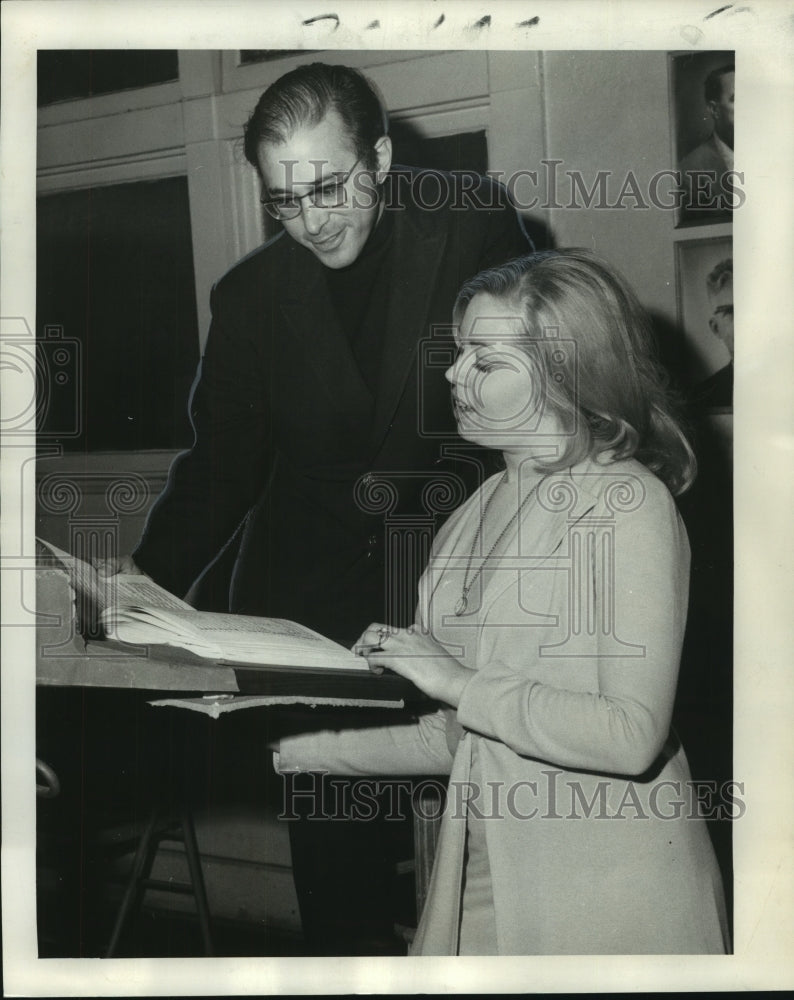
left=276, top=250, right=730, bottom=955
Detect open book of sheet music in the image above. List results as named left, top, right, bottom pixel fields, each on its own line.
left=35, top=536, right=368, bottom=672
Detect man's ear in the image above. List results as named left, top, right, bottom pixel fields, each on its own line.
left=374, top=135, right=393, bottom=180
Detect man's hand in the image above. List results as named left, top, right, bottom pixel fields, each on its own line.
left=94, top=554, right=143, bottom=577
left=354, top=624, right=473, bottom=708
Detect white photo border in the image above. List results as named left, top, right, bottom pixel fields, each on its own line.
left=2, top=1, right=793, bottom=995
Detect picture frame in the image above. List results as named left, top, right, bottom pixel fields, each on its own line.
left=675, top=235, right=733, bottom=412
left=669, top=50, right=736, bottom=227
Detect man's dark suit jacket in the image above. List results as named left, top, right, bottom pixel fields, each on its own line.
left=134, top=167, right=531, bottom=643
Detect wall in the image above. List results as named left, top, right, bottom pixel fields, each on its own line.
left=542, top=50, right=732, bottom=325
left=37, top=47, right=730, bottom=415
left=36, top=46, right=731, bottom=517
left=36, top=49, right=548, bottom=519
left=35, top=450, right=175, bottom=555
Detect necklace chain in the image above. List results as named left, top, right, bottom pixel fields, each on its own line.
left=454, top=473, right=543, bottom=616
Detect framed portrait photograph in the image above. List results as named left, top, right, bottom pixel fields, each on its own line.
left=675, top=235, right=733, bottom=411
left=670, top=50, right=736, bottom=227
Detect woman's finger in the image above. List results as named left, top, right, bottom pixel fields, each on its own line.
left=363, top=646, right=397, bottom=673
left=365, top=651, right=417, bottom=684
left=359, top=623, right=395, bottom=652
left=352, top=623, right=384, bottom=654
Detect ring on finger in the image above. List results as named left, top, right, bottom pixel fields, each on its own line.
left=377, top=626, right=388, bottom=646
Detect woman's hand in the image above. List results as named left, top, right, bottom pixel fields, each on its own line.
left=354, top=624, right=473, bottom=708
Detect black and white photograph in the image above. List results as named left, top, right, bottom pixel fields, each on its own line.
left=2, top=1, right=793, bottom=996
left=676, top=236, right=734, bottom=410
left=670, top=50, right=737, bottom=225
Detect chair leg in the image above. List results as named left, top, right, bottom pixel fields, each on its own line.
left=179, top=804, right=214, bottom=956
left=105, top=802, right=214, bottom=958
left=105, top=807, right=161, bottom=958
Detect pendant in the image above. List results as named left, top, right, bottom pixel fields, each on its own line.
left=454, top=594, right=468, bottom=616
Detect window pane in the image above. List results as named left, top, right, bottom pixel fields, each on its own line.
left=389, top=127, right=488, bottom=174
left=38, top=51, right=179, bottom=106
left=37, top=177, right=200, bottom=452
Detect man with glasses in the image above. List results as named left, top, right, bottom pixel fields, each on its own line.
left=127, top=61, right=531, bottom=954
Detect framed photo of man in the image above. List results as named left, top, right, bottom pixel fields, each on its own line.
left=670, top=51, right=737, bottom=227
left=675, top=236, right=734, bottom=412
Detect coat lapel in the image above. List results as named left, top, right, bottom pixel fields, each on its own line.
left=409, top=734, right=472, bottom=955
left=278, top=241, right=373, bottom=415
left=370, top=206, right=448, bottom=451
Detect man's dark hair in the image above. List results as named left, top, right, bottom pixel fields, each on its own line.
left=704, top=64, right=734, bottom=105
left=243, top=62, right=388, bottom=173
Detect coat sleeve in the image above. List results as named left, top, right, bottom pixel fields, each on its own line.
left=133, top=280, right=273, bottom=598
left=456, top=481, right=691, bottom=776
left=275, top=707, right=456, bottom=777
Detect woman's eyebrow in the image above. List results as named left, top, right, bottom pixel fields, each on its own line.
left=470, top=337, right=516, bottom=348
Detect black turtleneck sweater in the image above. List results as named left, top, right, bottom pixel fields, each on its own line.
left=323, top=204, right=395, bottom=391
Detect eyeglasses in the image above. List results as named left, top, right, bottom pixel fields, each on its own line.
left=260, top=156, right=364, bottom=220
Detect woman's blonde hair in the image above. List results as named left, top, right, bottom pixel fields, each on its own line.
left=452, top=249, right=697, bottom=496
